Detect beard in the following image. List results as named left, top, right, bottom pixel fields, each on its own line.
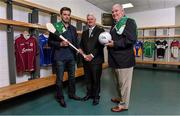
left=62, top=18, right=70, bottom=23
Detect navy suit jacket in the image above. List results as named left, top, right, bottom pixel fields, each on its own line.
left=48, top=24, right=79, bottom=61
left=108, top=18, right=137, bottom=68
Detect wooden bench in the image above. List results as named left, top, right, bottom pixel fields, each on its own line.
left=136, top=60, right=180, bottom=66
left=0, top=63, right=108, bottom=101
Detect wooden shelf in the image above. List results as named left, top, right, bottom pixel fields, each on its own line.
left=1, top=0, right=103, bottom=28
left=11, top=0, right=103, bottom=27
left=138, top=25, right=180, bottom=30
left=13, top=0, right=59, bottom=14
left=0, top=18, right=84, bottom=34
left=137, top=25, right=180, bottom=66
left=138, top=35, right=180, bottom=39
left=0, top=63, right=108, bottom=101
left=0, top=18, right=46, bottom=29
left=0, top=75, right=56, bottom=102
left=136, top=60, right=180, bottom=66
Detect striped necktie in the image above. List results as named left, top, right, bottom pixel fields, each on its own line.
left=89, top=28, right=92, bottom=37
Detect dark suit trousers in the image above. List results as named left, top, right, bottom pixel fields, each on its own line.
left=55, top=60, right=76, bottom=99
left=83, top=63, right=102, bottom=99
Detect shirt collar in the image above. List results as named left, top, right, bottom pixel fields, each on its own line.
left=89, top=25, right=96, bottom=30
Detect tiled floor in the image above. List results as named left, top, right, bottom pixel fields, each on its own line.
left=0, top=68, right=180, bottom=115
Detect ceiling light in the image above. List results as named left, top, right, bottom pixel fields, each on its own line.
left=122, top=3, right=134, bottom=9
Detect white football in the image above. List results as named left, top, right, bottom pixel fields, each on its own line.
left=98, top=32, right=112, bottom=44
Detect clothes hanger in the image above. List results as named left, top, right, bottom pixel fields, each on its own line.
left=43, top=31, right=49, bottom=38
left=23, top=31, right=30, bottom=40
left=44, top=31, right=49, bottom=35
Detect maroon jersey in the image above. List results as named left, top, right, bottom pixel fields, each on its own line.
left=170, top=40, right=180, bottom=58
left=15, top=34, right=38, bottom=72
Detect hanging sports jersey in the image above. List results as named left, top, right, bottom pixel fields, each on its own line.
left=39, top=34, right=52, bottom=66
left=134, top=40, right=143, bottom=57
left=170, top=40, right=180, bottom=59
left=143, top=41, right=155, bottom=58
left=15, top=34, right=38, bottom=72
left=155, top=40, right=168, bottom=58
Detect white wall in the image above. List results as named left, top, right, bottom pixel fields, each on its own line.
left=13, top=5, right=31, bottom=22
left=175, top=6, right=180, bottom=35
left=0, top=25, right=10, bottom=87
left=0, top=2, right=6, bottom=18
left=39, top=11, right=51, bottom=25
left=127, top=8, right=176, bottom=27
left=29, top=0, right=106, bottom=24
left=175, top=6, right=180, bottom=25
left=0, top=2, right=9, bottom=87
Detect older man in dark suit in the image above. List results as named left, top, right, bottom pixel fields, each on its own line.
left=80, top=13, right=105, bottom=105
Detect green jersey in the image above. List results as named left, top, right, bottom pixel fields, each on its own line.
left=143, top=41, right=155, bottom=58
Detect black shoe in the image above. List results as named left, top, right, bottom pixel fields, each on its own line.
left=82, top=95, right=92, bottom=101
left=57, top=99, right=67, bottom=108
left=93, top=98, right=99, bottom=105
left=69, top=95, right=81, bottom=100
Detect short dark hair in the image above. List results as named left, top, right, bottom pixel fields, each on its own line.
left=60, top=7, right=71, bottom=14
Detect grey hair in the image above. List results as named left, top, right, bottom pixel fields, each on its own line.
left=86, top=13, right=96, bottom=19
left=112, top=4, right=125, bottom=13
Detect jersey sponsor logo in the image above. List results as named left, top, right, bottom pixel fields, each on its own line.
left=21, top=48, right=33, bottom=53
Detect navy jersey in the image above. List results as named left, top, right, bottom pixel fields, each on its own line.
left=39, top=34, right=52, bottom=66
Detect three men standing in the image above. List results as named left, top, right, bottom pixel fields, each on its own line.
left=49, top=3, right=137, bottom=112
